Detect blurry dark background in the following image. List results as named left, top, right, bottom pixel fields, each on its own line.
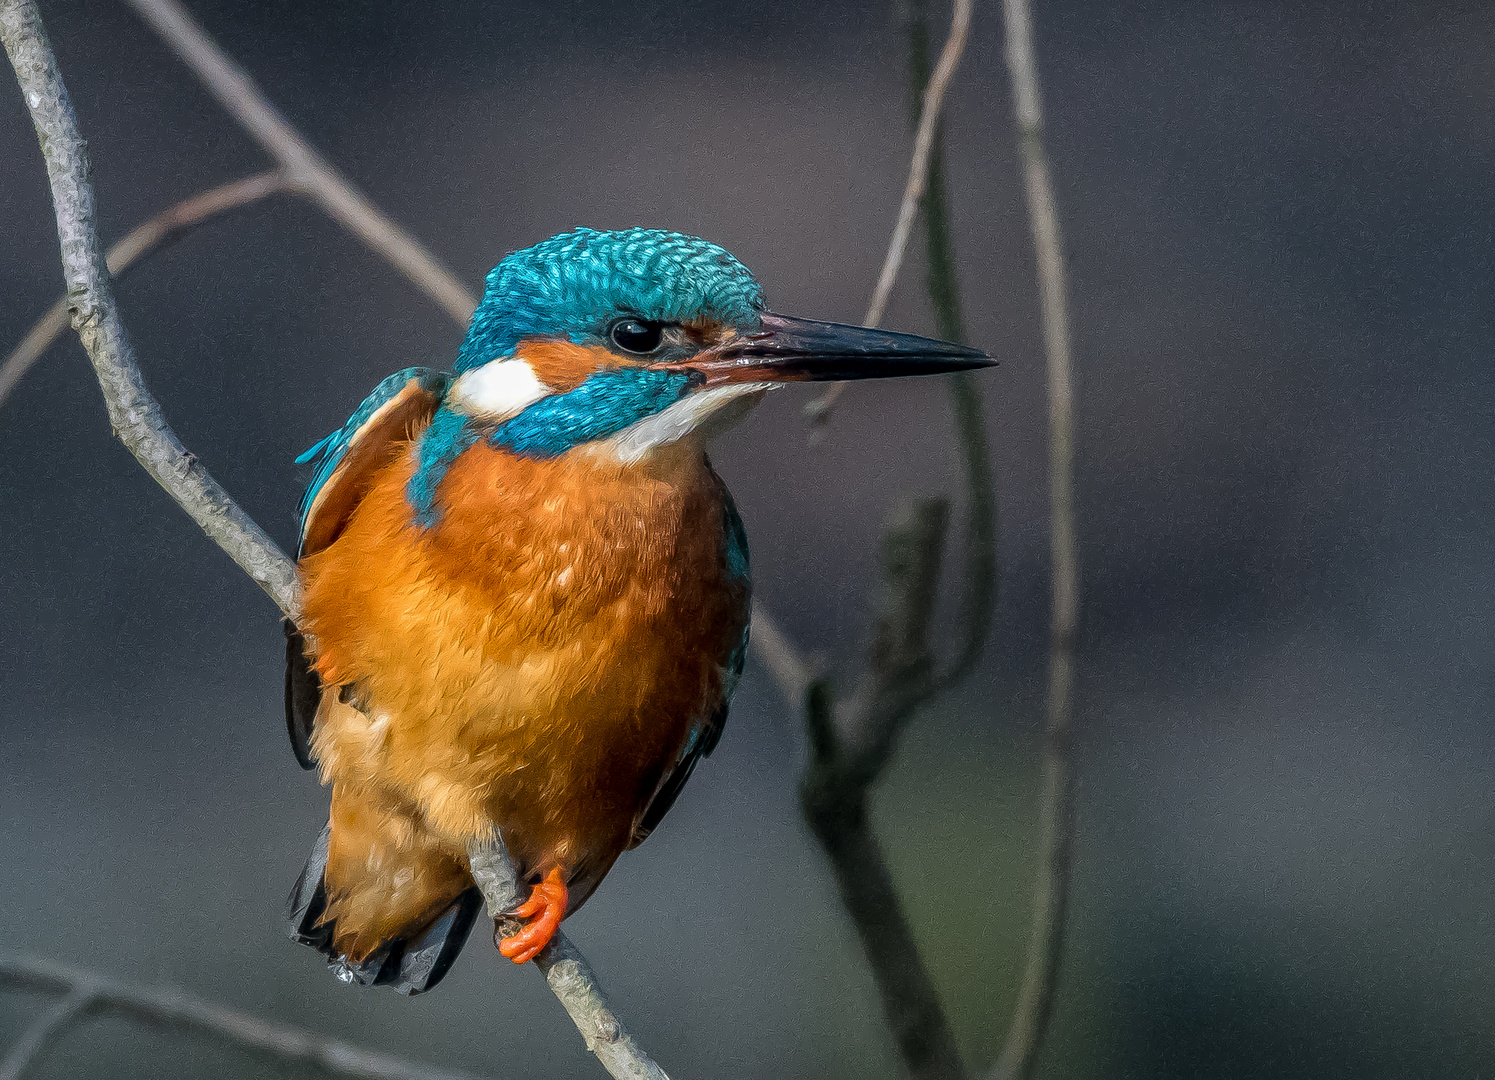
left=3, top=0, right=1493, bottom=1077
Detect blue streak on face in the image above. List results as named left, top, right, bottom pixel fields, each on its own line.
left=492, top=367, right=692, bottom=458
left=456, top=228, right=766, bottom=372
left=407, top=407, right=481, bottom=527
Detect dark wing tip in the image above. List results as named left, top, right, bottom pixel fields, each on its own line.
left=284, top=623, right=319, bottom=771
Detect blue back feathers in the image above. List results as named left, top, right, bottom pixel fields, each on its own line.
left=454, top=227, right=766, bottom=371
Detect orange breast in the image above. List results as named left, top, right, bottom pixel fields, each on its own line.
left=297, top=430, right=747, bottom=901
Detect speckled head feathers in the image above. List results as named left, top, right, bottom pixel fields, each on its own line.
left=454, top=228, right=766, bottom=372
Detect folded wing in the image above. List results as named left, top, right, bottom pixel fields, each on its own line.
left=285, top=368, right=451, bottom=768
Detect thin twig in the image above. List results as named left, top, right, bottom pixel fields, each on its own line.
left=120, top=0, right=478, bottom=325
left=2, top=0, right=298, bottom=613
left=899, top=0, right=999, bottom=692
left=0, top=957, right=484, bottom=1080
left=0, top=981, right=97, bottom=1080
left=3, top=7, right=668, bottom=1079
left=989, top=0, right=1078, bottom=1077
left=0, top=170, right=287, bottom=409
left=807, top=0, right=973, bottom=424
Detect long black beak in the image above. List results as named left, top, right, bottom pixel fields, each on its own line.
left=669, top=311, right=993, bottom=385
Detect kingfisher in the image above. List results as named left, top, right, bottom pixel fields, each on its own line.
left=282, top=227, right=991, bottom=994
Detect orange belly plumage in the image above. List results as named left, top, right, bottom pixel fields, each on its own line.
left=296, top=433, right=746, bottom=959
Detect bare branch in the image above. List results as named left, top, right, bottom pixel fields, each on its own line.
left=4, top=6, right=670, bottom=1077
left=468, top=840, right=671, bottom=1080
left=807, top=0, right=973, bottom=424
left=0, top=957, right=485, bottom=1080
left=842, top=497, right=949, bottom=764
left=0, top=981, right=97, bottom=1080
left=120, top=0, right=479, bottom=325
left=989, top=0, right=1079, bottom=1077
left=898, top=0, right=999, bottom=692
left=864, top=0, right=974, bottom=331
left=0, top=170, right=287, bottom=409
left=2, top=0, right=298, bottom=613
left=934, top=373, right=997, bottom=688
left=800, top=508, right=966, bottom=1080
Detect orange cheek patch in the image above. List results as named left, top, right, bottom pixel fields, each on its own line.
left=514, top=340, right=618, bottom=393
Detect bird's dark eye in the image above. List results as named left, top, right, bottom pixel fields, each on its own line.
left=609, top=318, right=664, bottom=355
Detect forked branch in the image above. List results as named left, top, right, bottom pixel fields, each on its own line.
left=790, top=3, right=998, bottom=1079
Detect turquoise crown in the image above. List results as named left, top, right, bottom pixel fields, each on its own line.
left=454, top=227, right=767, bottom=372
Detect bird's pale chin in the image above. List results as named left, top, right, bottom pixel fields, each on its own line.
left=599, top=382, right=775, bottom=465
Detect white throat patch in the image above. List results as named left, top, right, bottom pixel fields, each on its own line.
left=448, top=359, right=550, bottom=422
left=601, top=382, right=777, bottom=464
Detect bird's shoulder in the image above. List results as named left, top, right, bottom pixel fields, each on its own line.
left=295, top=367, right=451, bottom=558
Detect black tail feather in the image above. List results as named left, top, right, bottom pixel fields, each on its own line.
left=285, top=825, right=482, bottom=996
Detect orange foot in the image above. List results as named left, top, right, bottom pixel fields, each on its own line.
left=496, top=866, right=568, bottom=965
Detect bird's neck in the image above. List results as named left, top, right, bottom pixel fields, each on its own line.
left=405, top=403, right=719, bottom=530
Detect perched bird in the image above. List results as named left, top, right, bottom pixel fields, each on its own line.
left=283, top=227, right=991, bottom=993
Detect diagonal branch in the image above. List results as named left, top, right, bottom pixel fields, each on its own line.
left=807, top=0, right=973, bottom=424
left=989, top=0, right=1079, bottom=1077
left=746, top=599, right=815, bottom=707
left=0, top=957, right=485, bottom=1080
left=0, top=169, right=288, bottom=410
left=120, top=0, right=477, bottom=326
left=2, top=5, right=667, bottom=1079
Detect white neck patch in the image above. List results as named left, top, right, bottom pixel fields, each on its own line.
left=600, top=382, right=777, bottom=464
left=448, top=359, right=550, bottom=422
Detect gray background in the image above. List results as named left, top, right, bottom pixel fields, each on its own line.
left=2, top=0, right=1492, bottom=1077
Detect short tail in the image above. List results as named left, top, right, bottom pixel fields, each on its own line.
left=286, top=788, right=482, bottom=995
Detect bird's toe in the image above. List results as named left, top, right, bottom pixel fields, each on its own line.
left=496, top=866, right=568, bottom=964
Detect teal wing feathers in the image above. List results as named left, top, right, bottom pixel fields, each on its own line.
left=295, top=368, right=451, bottom=557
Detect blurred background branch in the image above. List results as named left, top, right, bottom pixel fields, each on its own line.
left=793, top=2, right=999, bottom=1079
left=0, top=169, right=288, bottom=409
left=0, top=0, right=299, bottom=612
left=989, top=0, right=1078, bottom=1076
left=806, top=0, right=973, bottom=426
left=0, top=957, right=487, bottom=1080
left=120, top=0, right=476, bottom=325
